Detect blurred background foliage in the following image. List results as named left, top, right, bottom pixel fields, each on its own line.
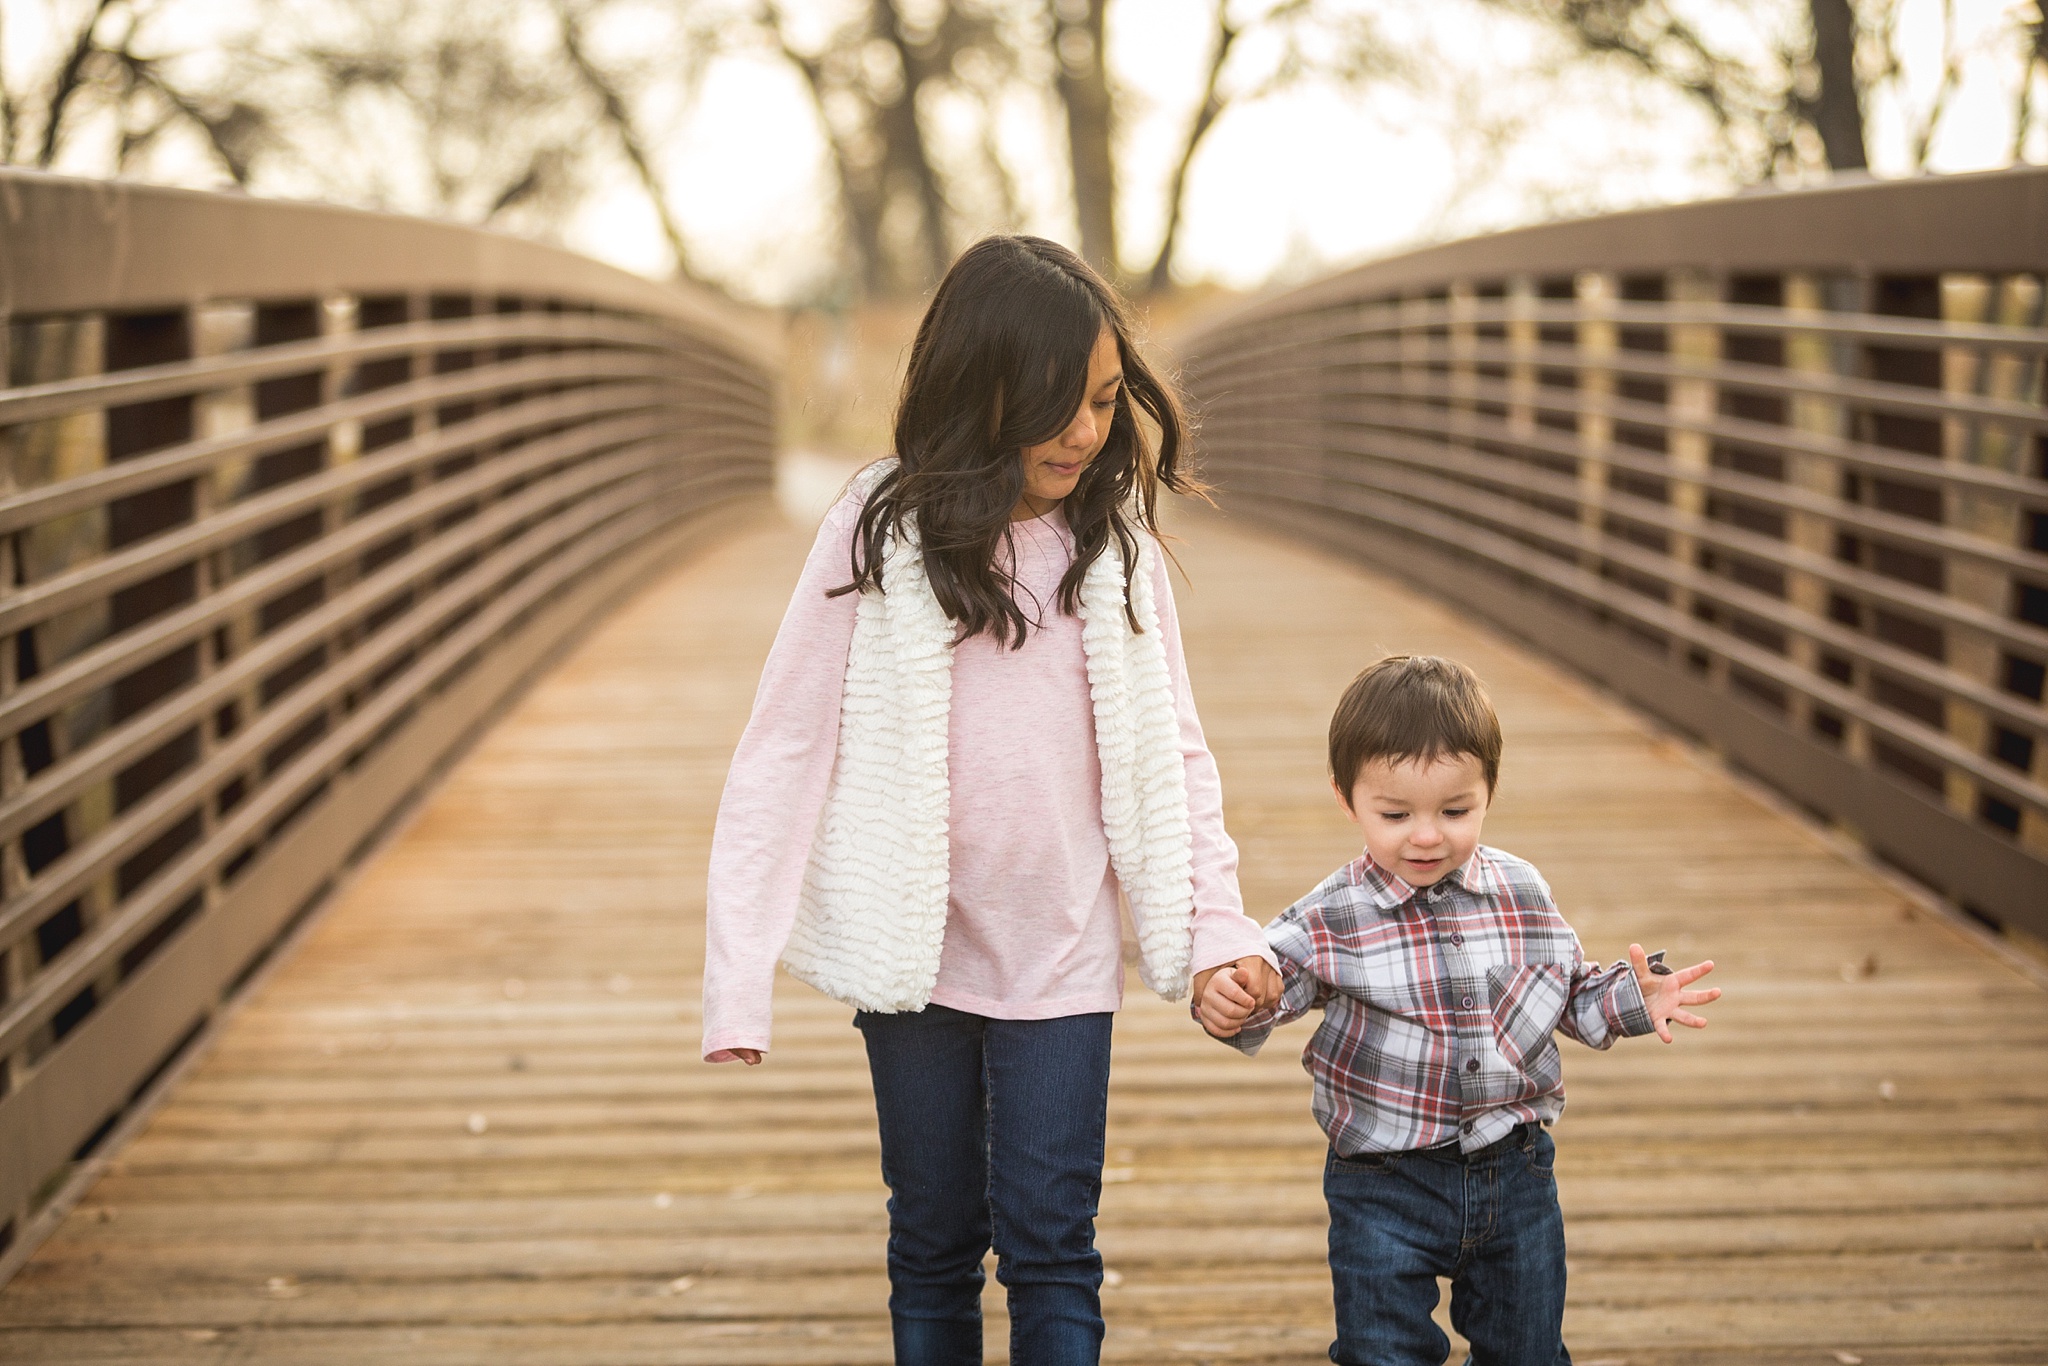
left=2, top=0, right=2042, bottom=451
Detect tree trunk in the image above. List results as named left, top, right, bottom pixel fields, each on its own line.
left=764, top=9, right=890, bottom=296
left=1807, top=0, right=1866, bottom=170
left=874, top=0, right=952, bottom=290
left=1143, top=6, right=1238, bottom=296
left=1051, top=0, right=1118, bottom=282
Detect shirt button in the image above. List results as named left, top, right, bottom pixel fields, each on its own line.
left=1461, top=1121, right=1474, bottom=1134
left=1465, top=1058, right=1479, bottom=1073
left=1451, top=933, right=1464, bottom=947
left=1461, top=995, right=1475, bottom=1009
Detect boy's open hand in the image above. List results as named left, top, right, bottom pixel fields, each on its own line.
left=1629, top=943, right=1719, bottom=1044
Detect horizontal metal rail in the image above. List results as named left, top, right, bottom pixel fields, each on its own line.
left=0, top=350, right=669, bottom=535
left=1198, top=297, right=2048, bottom=359
left=1225, top=424, right=2048, bottom=740
left=0, top=170, right=777, bottom=1266
left=1182, top=168, right=2048, bottom=941
left=0, top=312, right=679, bottom=427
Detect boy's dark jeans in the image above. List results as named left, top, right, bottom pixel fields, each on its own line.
left=856, top=1004, right=1114, bottom=1366
left=1324, top=1125, right=1572, bottom=1366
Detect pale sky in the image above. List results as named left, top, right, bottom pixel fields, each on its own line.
left=3, top=0, right=2037, bottom=302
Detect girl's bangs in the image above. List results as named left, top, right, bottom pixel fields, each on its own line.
left=998, top=284, right=1108, bottom=449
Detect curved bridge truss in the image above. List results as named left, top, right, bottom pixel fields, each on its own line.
left=1183, top=167, right=2048, bottom=943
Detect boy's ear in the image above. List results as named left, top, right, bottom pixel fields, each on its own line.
left=1330, top=776, right=1354, bottom=816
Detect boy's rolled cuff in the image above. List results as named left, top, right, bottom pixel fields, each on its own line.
left=1190, top=996, right=1278, bottom=1054
left=1608, top=970, right=1657, bottom=1039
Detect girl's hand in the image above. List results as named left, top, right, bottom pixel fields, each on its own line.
left=1197, top=966, right=1259, bottom=1038
left=1234, top=955, right=1283, bottom=1010
left=1628, top=944, right=1719, bottom=1044
left=1194, top=955, right=1282, bottom=1012
left=707, top=1048, right=763, bottom=1065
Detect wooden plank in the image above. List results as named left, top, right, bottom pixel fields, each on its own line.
left=1, top=500, right=2043, bottom=1364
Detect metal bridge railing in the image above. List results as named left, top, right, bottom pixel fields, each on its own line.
left=1182, top=167, right=2048, bottom=939
left=0, top=172, right=775, bottom=1255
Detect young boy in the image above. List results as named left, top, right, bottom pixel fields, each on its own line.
left=1195, top=655, right=1718, bottom=1366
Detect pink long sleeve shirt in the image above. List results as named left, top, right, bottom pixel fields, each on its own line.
left=701, top=489, right=1272, bottom=1058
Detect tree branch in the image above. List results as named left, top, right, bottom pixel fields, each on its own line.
left=761, top=1, right=888, bottom=294
left=1144, top=2, right=1241, bottom=295
left=110, top=48, right=264, bottom=185
left=1906, top=0, right=1961, bottom=169
left=2012, top=7, right=2047, bottom=161
left=37, top=0, right=122, bottom=167
left=0, top=6, right=22, bottom=163
left=553, top=0, right=695, bottom=282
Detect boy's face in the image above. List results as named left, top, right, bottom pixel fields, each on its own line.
left=1336, top=754, right=1491, bottom=888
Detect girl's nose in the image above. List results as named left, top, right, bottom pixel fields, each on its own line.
left=1065, top=414, right=1096, bottom=449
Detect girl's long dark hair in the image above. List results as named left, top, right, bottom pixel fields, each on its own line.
left=831, top=235, right=1197, bottom=648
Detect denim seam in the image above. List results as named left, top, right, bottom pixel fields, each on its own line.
left=981, top=1023, right=999, bottom=1277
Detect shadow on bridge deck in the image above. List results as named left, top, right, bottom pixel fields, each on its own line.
left=1, top=490, right=2043, bottom=1364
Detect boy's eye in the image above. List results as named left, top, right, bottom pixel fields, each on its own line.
left=1378, top=811, right=1409, bottom=822
left=1443, top=808, right=1469, bottom=819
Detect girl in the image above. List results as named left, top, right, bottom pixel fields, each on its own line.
left=701, top=235, right=1279, bottom=1366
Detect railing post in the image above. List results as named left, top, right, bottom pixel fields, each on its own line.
left=1668, top=268, right=1718, bottom=682
left=1578, top=271, right=1615, bottom=576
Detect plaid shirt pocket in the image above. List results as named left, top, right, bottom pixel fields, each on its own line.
left=1486, top=962, right=1570, bottom=1089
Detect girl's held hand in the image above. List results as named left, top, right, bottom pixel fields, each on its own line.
left=1235, top=955, right=1283, bottom=1010
left=708, top=1048, right=763, bottom=1065
left=1197, top=966, right=1259, bottom=1039
left=1628, top=943, right=1720, bottom=1044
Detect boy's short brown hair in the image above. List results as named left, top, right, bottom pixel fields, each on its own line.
left=1328, top=655, right=1502, bottom=801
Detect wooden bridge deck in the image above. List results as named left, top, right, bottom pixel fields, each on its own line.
left=2, top=495, right=2044, bottom=1363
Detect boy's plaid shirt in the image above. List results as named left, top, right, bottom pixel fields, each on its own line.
left=1218, top=845, right=1654, bottom=1156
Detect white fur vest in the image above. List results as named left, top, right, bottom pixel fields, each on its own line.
left=778, top=473, right=1197, bottom=1012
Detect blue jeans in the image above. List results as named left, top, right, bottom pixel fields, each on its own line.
left=856, top=1004, right=1114, bottom=1366
left=1324, top=1126, right=1571, bottom=1366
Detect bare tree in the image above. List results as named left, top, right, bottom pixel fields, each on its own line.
left=1141, top=0, right=1399, bottom=294
left=2013, top=2, right=2048, bottom=160
left=552, top=0, right=698, bottom=281
left=0, top=0, right=266, bottom=183
left=1048, top=0, right=1117, bottom=281
left=104, top=0, right=591, bottom=239
left=1867, top=0, right=1962, bottom=170
left=764, top=1, right=933, bottom=295
left=763, top=0, right=1025, bottom=296
left=1483, top=0, right=1811, bottom=176
left=1143, top=3, right=1242, bottom=296
left=1806, top=0, right=1866, bottom=170
left=872, top=0, right=956, bottom=288
left=1484, top=0, right=1893, bottom=176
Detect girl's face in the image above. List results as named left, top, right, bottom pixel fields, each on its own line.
left=1013, top=325, right=1121, bottom=520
